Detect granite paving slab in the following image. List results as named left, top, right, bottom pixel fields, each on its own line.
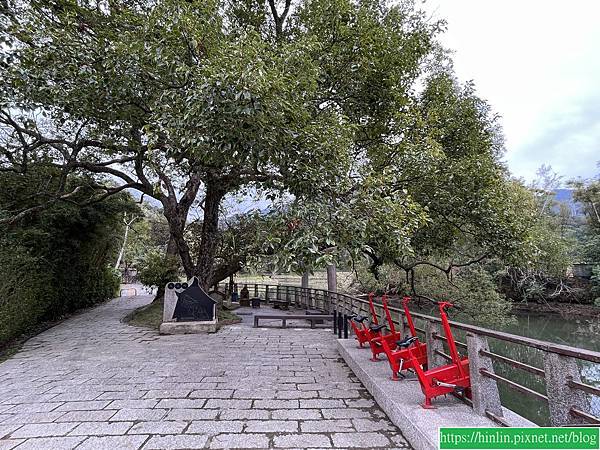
left=0, top=290, right=409, bottom=449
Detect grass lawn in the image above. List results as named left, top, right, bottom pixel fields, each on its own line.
left=235, top=271, right=355, bottom=290
left=126, top=299, right=242, bottom=330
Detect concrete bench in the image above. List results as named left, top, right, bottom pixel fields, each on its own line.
left=271, top=299, right=290, bottom=310
left=305, top=309, right=326, bottom=324
left=253, top=314, right=333, bottom=329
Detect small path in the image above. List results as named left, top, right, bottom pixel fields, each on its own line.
left=0, top=293, right=409, bottom=449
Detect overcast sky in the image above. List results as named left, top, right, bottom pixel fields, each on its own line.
left=423, top=0, right=600, bottom=183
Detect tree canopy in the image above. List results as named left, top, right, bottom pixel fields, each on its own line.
left=0, top=0, right=440, bottom=286
left=1, top=0, right=551, bottom=316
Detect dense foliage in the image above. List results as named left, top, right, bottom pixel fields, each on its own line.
left=137, top=250, right=180, bottom=297
left=248, top=73, right=550, bottom=321
left=0, top=0, right=441, bottom=288
left=1, top=0, right=587, bottom=322
left=0, top=168, right=135, bottom=347
left=571, top=169, right=600, bottom=304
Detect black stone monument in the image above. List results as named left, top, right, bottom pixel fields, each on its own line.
left=171, top=277, right=216, bottom=322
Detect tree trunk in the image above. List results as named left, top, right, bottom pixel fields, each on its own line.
left=115, top=218, right=130, bottom=270
left=163, top=203, right=195, bottom=279
left=166, top=235, right=178, bottom=256
left=155, top=235, right=178, bottom=303
left=160, top=177, right=231, bottom=290
left=115, top=216, right=138, bottom=269
left=591, top=201, right=600, bottom=226
left=195, top=181, right=225, bottom=289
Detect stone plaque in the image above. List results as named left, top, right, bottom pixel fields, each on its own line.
left=171, top=277, right=216, bottom=322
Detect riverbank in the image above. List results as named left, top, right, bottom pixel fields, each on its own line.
left=511, top=301, right=600, bottom=319
left=374, top=293, right=600, bottom=320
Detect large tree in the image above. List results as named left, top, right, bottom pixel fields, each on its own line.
left=571, top=166, right=600, bottom=264
left=0, top=0, right=440, bottom=287
left=258, top=73, right=540, bottom=287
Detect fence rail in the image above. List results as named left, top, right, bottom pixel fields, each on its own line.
left=218, top=282, right=600, bottom=427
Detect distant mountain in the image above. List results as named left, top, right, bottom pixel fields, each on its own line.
left=553, top=188, right=584, bottom=217
left=554, top=188, right=574, bottom=203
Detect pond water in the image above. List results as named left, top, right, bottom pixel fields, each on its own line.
left=403, top=302, right=600, bottom=425
left=492, top=311, right=599, bottom=425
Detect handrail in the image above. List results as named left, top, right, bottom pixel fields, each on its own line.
left=223, top=281, right=600, bottom=427
left=358, top=296, right=600, bottom=364
left=432, top=332, right=468, bottom=350
left=479, top=349, right=545, bottom=377
left=226, top=282, right=600, bottom=363
left=568, top=378, right=600, bottom=397
left=479, top=368, right=549, bottom=403
left=570, top=408, right=600, bottom=425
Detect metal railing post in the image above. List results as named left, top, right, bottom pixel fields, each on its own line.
left=343, top=314, right=349, bottom=339
left=333, top=310, right=337, bottom=335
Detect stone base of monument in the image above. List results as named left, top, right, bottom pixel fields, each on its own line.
left=159, top=319, right=218, bottom=334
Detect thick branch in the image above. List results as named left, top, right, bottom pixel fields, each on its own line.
left=0, top=186, right=84, bottom=225
left=267, top=0, right=291, bottom=38
left=209, top=258, right=243, bottom=287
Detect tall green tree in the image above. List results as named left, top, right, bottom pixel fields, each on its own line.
left=259, top=74, right=539, bottom=286
left=0, top=0, right=440, bottom=288
left=572, top=174, right=600, bottom=233
left=571, top=166, right=600, bottom=263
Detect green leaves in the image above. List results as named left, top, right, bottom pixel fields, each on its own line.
left=0, top=166, right=134, bottom=345
left=137, top=250, right=180, bottom=289
left=0, top=0, right=552, bottom=308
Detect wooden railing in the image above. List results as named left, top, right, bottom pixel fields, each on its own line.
left=218, top=282, right=600, bottom=427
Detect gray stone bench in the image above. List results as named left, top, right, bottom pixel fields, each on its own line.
left=271, top=299, right=290, bottom=310
left=305, top=309, right=326, bottom=324
left=253, top=314, right=333, bottom=328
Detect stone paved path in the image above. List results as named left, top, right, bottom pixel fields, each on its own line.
left=0, top=294, right=409, bottom=449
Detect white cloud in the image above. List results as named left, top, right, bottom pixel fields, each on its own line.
left=423, top=0, right=600, bottom=181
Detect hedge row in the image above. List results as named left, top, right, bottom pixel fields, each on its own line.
left=0, top=170, right=135, bottom=348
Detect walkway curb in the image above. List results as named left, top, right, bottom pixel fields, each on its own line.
left=338, top=339, right=499, bottom=450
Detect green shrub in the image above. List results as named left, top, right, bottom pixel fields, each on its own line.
left=352, top=262, right=514, bottom=326
left=0, top=169, right=136, bottom=347
left=138, top=250, right=180, bottom=290
left=591, top=265, right=600, bottom=306
left=0, top=249, right=52, bottom=345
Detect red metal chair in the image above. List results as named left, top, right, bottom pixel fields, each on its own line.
left=407, top=301, right=471, bottom=409
left=349, top=293, right=379, bottom=348
left=368, top=294, right=402, bottom=362
left=380, top=296, right=428, bottom=380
